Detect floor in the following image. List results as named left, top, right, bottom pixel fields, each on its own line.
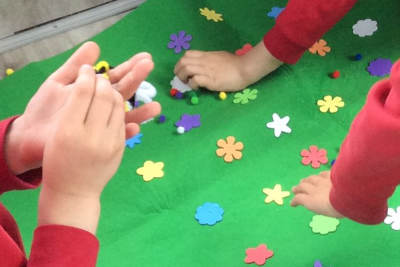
left=0, top=0, right=140, bottom=79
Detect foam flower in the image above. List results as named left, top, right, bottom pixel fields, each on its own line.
left=308, top=39, right=331, bottom=56
left=263, top=184, right=290, bottom=205
left=317, top=95, right=344, bottom=113
left=353, top=19, right=378, bottom=37
left=244, top=244, right=274, bottom=265
left=367, top=58, right=393, bottom=77
left=266, top=113, right=291, bottom=137
left=195, top=202, right=224, bottom=225
left=301, top=145, right=328, bottom=169
left=235, top=43, right=253, bottom=56
left=267, top=7, right=285, bottom=19
left=136, top=161, right=164, bottom=182
left=216, top=136, right=244, bottom=163
left=384, top=207, right=400, bottom=231
left=309, top=215, right=340, bottom=235
left=175, top=114, right=201, bottom=132
left=167, top=31, right=192, bottom=54
left=126, top=133, right=143, bottom=149
left=199, top=7, right=223, bottom=22
left=233, top=88, right=258, bottom=104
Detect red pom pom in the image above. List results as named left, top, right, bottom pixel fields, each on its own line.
left=331, top=70, right=340, bottom=79
left=170, top=88, right=178, bottom=96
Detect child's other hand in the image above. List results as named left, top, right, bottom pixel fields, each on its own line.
left=38, top=65, right=125, bottom=233
left=291, top=171, right=343, bottom=218
left=5, top=42, right=160, bottom=175
left=174, top=41, right=282, bottom=92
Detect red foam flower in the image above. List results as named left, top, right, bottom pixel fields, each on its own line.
left=244, top=244, right=274, bottom=265
left=235, top=43, right=253, bottom=56
left=301, top=145, right=328, bottom=169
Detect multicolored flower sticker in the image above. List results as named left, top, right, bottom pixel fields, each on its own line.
left=216, top=136, right=244, bottom=163
left=301, top=145, right=328, bottom=169
left=199, top=7, right=223, bottom=22
left=168, top=31, right=192, bottom=54
left=309, top=39, right=331, bottom=56
left=233, top=88, right=258, bottom=104
left=317, top=96, right=344, bottom=113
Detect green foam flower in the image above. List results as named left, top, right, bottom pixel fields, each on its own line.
left=309, top=215, right=340, bottom=235
left=233, top=88, right=258, bottom=104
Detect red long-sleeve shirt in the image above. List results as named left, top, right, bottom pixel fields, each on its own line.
left=264, top=0, right=399, bottom=224
left=264, top=0, right=358, bottom=64
left=0, top=117, right=99, bottom=267
left=330, top=61, right=400, bottom=224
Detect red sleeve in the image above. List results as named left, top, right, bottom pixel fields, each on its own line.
left=330, top=62, right=400, bottom=224
left=0, top=117, right=41, bottom=195
left=263, top=0, right=357, bottom=64
left=28, top=225, right=99, bottom=267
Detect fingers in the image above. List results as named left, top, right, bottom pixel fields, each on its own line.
left=188, top=75, right=211, bottom=90
left=62, top=65, right=96, bottom=123
left=292, top=182, right=315, bottom=195
left=175, top=64, right=206, bottom=84
left=85, top=76, right=115, bottom=130
left=290, top=194, right=310, bottom=207
left=125, top=123, right=140, bottom=139
left=108, top=52, right=152, bottom=83
left=49, top=42, right=100, bottom=85
left=125, top=101, right=161, bottom=124
left=108, top=90, right=125, bottom=130
left=113, top=58, right=154, bottom=100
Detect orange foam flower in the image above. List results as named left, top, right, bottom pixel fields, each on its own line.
left=308, top=39, right=331, bottom=56
left=216, top=136, right=244, bottom=163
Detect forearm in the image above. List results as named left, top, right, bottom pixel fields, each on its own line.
left=264, top=0, right=358, bottom=64
left=239, top=41, right=283, bottom=86
left=38, top=185, right=100, bottom=235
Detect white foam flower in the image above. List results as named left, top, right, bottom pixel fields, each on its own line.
left=384, top=207, right=400, bottom=230
left=170, top=75, right=192, bottom=93
left=266, top=113, right=291, bottom=138
left=352, top=19, right=378, bottom=37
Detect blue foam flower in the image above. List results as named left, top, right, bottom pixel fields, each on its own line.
left=195, top=202, right=224, bottom=226
left=267, top=7, right=285, bottom=19
left=126, top=133, right=143, bottom=149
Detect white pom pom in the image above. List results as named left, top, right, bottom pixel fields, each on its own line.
left=177, top=126, right=185, bottom=134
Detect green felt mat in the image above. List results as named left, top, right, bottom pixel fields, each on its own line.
left=1, top=0, right=400, bottom=266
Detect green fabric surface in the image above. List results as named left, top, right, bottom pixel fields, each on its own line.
left=1, top=0, right=400, bottom=266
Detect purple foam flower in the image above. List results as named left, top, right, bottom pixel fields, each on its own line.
left=367, top=58, right=393, bottom=77
left=168, top=31, right=192, bottom=54
left=175, top=114, right=201, bottom=132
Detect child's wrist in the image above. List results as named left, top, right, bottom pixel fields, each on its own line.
left=4, top=117, right=28, bottom=175
left=38, top=185, right=101, bottom=235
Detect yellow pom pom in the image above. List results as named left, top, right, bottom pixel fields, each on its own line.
left=219, top=92, right=227, bottom=100
left=6, top=68, right=14, bottom=76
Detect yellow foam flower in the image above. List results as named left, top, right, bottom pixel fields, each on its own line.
left=199, top=7, right=223, bottom=22
left=262, top=184, right=290, bottom=205
left=317, top=95, right=345, bottom=113
left=136, top=161, right=164, bottom=182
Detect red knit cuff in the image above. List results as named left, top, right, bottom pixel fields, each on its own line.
left=29, top=225, right=99, bottom=267
left=263, top=26, right=307, bottom=64
left=329, top=173, right=388, bottom=225
left=0, top=116, right=41, bottom=194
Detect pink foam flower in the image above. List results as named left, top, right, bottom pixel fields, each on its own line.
left=301, top=145, right=328, bottom=168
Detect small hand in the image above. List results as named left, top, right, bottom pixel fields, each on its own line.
left=174, top=41, right=282, bottom=92
left=5, top=42, right=161, bottom=175
left=291, top=171, right=343, bottom=218
left=38, top=65, right=127, bottom=234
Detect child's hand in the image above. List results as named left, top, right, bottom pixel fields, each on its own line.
left=174, top=41, right=282, bottom=92
left=291, top=171, right=343, bottom=218
left=38, top=65, right=126, bottom=234
left=5, top=42, right=160, bottom=175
